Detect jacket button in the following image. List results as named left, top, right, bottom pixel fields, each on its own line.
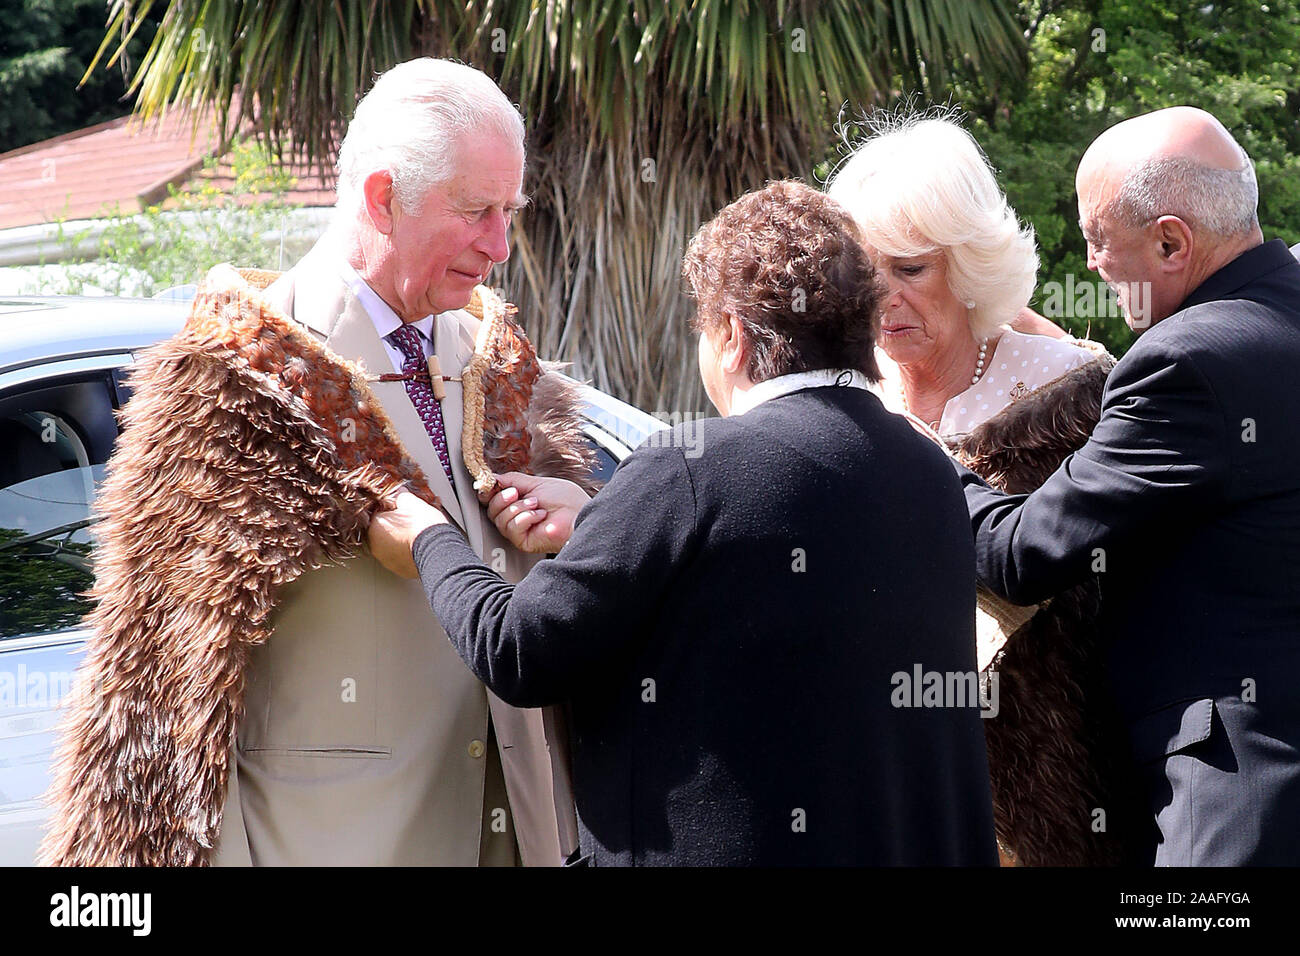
left=468, top=739, right=486, bottom=759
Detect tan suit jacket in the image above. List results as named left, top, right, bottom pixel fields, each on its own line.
left=212, top=247, right=579, bottom=865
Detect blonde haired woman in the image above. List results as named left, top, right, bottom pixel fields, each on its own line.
left=828, top=114, right=1095, bottom=437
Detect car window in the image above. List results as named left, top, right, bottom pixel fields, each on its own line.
left=586, top=438, right=619, bottom=485
left=0, top=405, right=108, bottom=641
left=0, top=378, right=117, bottom=860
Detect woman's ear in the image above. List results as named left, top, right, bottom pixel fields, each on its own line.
left=722, top=313, right=748, bottom=375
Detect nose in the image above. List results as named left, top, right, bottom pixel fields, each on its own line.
left=1085, top=244, right=1098, bottom=273
left=478, top=209, right=512, bottom=264
left=880, top=271, right=903, bottom=307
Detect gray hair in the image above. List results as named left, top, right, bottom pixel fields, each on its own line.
left=1110, top=153, right=1258, bottom=237
left=335, top=58, right=525, bottom=216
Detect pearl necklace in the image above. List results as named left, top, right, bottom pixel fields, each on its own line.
left=901, top=337, right=991, bottom=429
left=971, top=336, right=990, bottom=384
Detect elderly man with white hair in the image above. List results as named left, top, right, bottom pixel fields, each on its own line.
left=211, top=58, right=577, bottom=866
left=956, top=106, right=1300, bottom=865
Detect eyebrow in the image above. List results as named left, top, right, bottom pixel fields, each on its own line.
left=459, top=193, right=531, bottom=212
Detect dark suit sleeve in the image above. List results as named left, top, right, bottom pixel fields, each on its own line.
left=412, top=442, right=699, bottom=708
left=959, top=340, right=1231, bottom=604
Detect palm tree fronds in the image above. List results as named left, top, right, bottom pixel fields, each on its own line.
left=88, top=0, right=1026, bottom=412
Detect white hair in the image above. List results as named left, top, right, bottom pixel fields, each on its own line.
left=335, top=58, right=525, bottom=217
left=1111, top=152, right=1258, bottom=237
left=826, top=114, right=1038, bottom=340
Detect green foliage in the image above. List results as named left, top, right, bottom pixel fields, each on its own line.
left=90, top=1, right=1025, bottom=169
left=957, top=0, right=1300, bottom=356
left=33, top=138, right=301, bottom=297
left=821, top=1, right=1300, bottom=358
left=0, top=528, right=94, bottom=639
left=0, top=0, right=160, bottom=153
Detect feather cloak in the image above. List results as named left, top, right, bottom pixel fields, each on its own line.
left=955, top=354, right=1150, bottom=866
left=38, top=265, right=594, bottom=866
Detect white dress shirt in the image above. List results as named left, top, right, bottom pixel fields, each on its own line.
left=730, top=369, right=874, bottom=416
left=336, top=258, right=436, bottom=373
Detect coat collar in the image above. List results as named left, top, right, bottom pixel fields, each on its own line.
left=284, top=250, right=471, bottom=532
left=1178, top=239, right=1299, bottom=312
left=334, top=256, right=436, bottom=350
left=730, top=368, right=872, bottom=416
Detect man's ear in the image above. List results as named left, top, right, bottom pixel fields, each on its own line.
left=1154, top=215, right=1194, bottom=270
left=722, top=313, right=748, bottom=375
left=362, top=171, right=397, bottom=235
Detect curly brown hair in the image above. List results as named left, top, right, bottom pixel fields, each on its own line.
left=682, top=180, right=885, bottom=383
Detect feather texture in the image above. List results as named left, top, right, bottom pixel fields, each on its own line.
left=953, top=355, right=1149, bottom=866
left=38, top=266, right=591, bottom=865
left=465, top=285, right=598, bottom=496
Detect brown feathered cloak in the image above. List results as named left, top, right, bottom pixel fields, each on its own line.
left=955, top=354, right=1150, bottom=866
left=38, top=266, right=594, bottom=866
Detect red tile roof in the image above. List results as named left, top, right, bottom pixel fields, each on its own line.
left=0, top=109, right=336, bottom=230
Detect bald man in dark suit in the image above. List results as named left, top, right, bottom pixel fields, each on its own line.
left=958, top=108, right=1300, bottom=865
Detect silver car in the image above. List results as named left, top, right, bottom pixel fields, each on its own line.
left=0, top=294, right=664, bottom=865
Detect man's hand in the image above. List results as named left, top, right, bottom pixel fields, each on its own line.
left=479, top=472, right=591, bottom=553
left=1011, top=307, right=1070, bottom=340
left=367, top=489, right=449, bottom=578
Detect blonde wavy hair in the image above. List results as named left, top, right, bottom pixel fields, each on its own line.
left=826, top=113, right=1037, bottom=341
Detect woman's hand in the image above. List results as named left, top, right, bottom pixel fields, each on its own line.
left=368, top=490, right=449, bottom=578
left=480, top=472, right=591, bottom=553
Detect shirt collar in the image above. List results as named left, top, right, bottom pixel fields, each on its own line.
left=336, top=257, right=436, bottom=345
left=729, top=369, right=873, bottom=417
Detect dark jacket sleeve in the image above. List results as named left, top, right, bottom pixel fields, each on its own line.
left=412, top=442, right=699, bottom=708
left=958, top=339, right=1230, bottom=604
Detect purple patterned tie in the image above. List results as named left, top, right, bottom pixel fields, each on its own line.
left=387, top=323, right=456, bottom=489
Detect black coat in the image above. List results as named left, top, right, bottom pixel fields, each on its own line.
left=415, top=384, right=998, bottom=866
left=959, top=239, right=1300, bottom=865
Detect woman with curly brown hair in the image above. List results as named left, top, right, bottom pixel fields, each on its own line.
left=367, top=180, right=998, bottom=866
